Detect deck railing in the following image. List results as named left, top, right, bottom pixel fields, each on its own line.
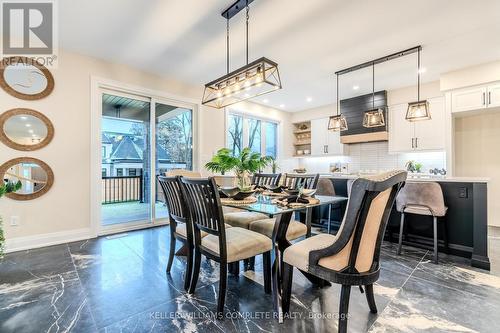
left=102, top=176, right=143, bottom=204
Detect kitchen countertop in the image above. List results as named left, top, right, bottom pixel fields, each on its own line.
left=320, top=173, right=490, bottom=183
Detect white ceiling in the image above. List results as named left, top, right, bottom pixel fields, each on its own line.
left=60, top=0, right=500, bottom=112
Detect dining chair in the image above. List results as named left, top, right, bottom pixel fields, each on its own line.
left=157, top=175, right=195, bottom=291
left=179, top=177, right=273, bottom=317
left=283, top=173, right=319, bottom=189
left=281, top=170, right=407, bottom=333
left=251, top=173, right=282, bottom=187
left=396, top=182, right=448, bottom=263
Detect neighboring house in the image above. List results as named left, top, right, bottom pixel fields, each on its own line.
left=101, top=132, right=186, bottom=178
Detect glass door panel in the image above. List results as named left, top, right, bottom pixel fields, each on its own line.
left=155, top=102, right=193, bottom=219
left=101, top=92, right=151, bottom=226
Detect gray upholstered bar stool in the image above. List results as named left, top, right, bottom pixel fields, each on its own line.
left=396, top=182, right=448, bottom=264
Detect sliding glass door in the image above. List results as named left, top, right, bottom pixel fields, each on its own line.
left=99, top=89, right=194, bottom=231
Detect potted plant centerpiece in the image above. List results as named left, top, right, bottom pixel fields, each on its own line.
left=205, top=148, right=272, bottom=198
left=0, top=180, right=22, bottom=258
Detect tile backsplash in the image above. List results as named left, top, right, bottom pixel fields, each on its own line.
left=292, top=141, right=446, bottom=174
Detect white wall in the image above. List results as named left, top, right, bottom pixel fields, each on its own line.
left=441, top=60, right=500, bottom=91
left=0, top=49, right=291, bottom=250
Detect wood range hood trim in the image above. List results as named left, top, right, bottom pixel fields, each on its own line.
left=340, top=131, right=389, bottom=144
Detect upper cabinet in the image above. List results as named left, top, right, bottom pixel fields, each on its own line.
left=310, top=117, right=347, bottom=156
left=388, top=97, right=445, bottom=153
left=451, top=83, right=500, bottom=113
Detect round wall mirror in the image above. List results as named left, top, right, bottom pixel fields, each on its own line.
left=0, top=157, right=54, bottom=200
left=0, top=56, right=54, bottom=100
left=0, top=108, right=54, bottom=151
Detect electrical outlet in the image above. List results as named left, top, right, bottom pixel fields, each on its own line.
left=459, top=187, right=468, bottom=199
left=10, top=216, right=20, bottom=226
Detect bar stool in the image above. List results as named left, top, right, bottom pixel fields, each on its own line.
left=396, top=182, right=448, bottom=263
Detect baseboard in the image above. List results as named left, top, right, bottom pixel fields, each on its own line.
left=5, top=228, right=95, bottom=254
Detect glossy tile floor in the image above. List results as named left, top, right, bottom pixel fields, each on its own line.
left=1, top=226, right=500, bottom=333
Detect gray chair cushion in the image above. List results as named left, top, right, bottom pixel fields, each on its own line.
left=396, top=182, right=447, bottom=217
left=201, top=227, right=273, bottom=263
left=249, top=218, right=307, bottom=241
left=223, top=211, right=268, bottom=229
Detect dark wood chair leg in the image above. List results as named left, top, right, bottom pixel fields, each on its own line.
left=263, top=251, right=271, bottom=294
left=365, top=284, right=377, bottom=313
left=217, top=261, right=228, bottom=318
left=248, top=256, right=255, bottom=271
left=281, top=262, right=293, bottom=314
left=338, top=285, right=351, bottom=333
left=166, top=233, right=176, bottom=273
left=243, top=258, right=249, bottom=271
left=230, top=261, right=240, bottom=276
left=188, top=248, right=201, bottom=294
left=183, top=243, right=193, bottom=291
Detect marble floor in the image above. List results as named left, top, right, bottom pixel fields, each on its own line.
left=1, top=226, right=500, bottom=333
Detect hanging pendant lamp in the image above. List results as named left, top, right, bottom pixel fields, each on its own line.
left=363, top=62, right=385, bottom=128
left=202, top=1, right=282, bottom=109
left=406, top=46, right=431, bottom=121
left=328, top=74, right=348, bottom=131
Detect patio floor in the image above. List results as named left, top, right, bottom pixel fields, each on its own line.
left=101, top=201, right=168, bottom=225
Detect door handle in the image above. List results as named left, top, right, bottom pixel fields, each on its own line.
left=483, top=92, right=486, bottom=105
left=411, top=138, right=414, bottom=149
left=325, top=145, right=329, bottom=154
left=415, top=137, right=418, bottom=148
left=489, top=91, right=492, bottom=105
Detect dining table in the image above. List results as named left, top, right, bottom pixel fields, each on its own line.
left=221, top=193, right=349, bottom=322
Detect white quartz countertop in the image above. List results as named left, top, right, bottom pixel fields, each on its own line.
left=320, top=173, right=490, bottom=183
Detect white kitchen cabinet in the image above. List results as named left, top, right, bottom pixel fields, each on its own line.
left=310, top=117, right=346, bottom=156
left=451, top=86, right=487, bottom=113
left=451, top=82, right=500, bottom=113
left=389, top=97, right=445, bottom=153
left=487, top=83, right=500, bottom=108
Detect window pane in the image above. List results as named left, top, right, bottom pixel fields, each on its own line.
left=227, top=114, right=243, bottom=156
left=265, top=122, right=277, bottom=158
left=248, top=118, right=261, bottom=154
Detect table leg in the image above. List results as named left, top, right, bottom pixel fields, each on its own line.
left=305, top=207, right=312, bottom=238
left=327, top=203, right=332, bottom=235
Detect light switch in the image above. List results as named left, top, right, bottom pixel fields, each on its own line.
left=459, top=187, right=468, bottom=199
left=10, top=216, right=20, bottom=226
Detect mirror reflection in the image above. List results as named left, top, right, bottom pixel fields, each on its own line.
left=3, top=114, right=48, bottom=145
left=3, top=63, right=49, bottom=95
left=3, top=162, right=48, bottom=195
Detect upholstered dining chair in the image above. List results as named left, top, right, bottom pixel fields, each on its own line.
left=281, top=170, right=407, bottom=333
left=179, top=177, right=273, bottom=317
left=396, top=182, right=448, bottom=263
left=157, top=176, right=195, bottom=291
left=282, top=173, right=320, bottom=190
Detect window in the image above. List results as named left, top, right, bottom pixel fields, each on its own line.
left=116, top=168, right=123, bottom=177
left=128, top=168, right=137, bottom=176
left=102, top=168, right=107, bottom=177
left=227, top=113, right=278, bottom=158
left=102, top=146, right=106, bottom=158
left=227, top=114, right=243, bottom=156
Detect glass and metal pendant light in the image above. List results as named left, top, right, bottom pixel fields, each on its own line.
left=202, top=0, right=282, bottom=109
left=363, top=62, right=385, bottom=128
left=328, top=74, right=348, bottom=131
left=406, top=46, right=431, bottom=121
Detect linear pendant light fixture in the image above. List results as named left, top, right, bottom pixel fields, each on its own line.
left=406, top=46, right=431, bottom=121
left=328, top=73, right=348, bottom=131
left=363, top=62, right=385, bottom=128
left=202, top=0, right=282, bottom=109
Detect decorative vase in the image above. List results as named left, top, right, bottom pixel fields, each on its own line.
left=234, top=170, right=251, bottom=191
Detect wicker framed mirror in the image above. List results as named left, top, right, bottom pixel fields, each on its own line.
left=0, top=108, right=54, bottom=151
left=0, top=56, right=55, bottom=100
left=0, top=157, right=54, bottom=200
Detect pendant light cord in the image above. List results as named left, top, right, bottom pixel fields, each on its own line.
left=226, top=18, right=230, bottom=74
left=372, top=62, right=375, bottom=108
left=417, top=47, right=421, bottom=101
left=336, top=74, right=339, bottom=116
left=246, top=3, right=249, bottom=65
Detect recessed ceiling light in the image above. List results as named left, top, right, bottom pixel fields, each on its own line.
left=263, top=99, right=269, bottom=103
left=306, top=97, right=312, bottom=102
left=418, top=67, right=427, bottom=74
left=20, top=116, right=28, bottom=120
left=279, top=104, right=285, bottom=108
left=25, top=123, right=31, bottom=127
left=28, top=129, right=34, bottom=134
left=353, top=85, right=359, bottom=90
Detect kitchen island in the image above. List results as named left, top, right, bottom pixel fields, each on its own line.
left=322, top=174, right=490, bottom=270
